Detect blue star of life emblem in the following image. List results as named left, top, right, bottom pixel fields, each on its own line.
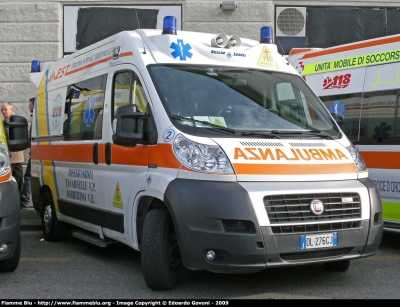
left=328, top=100, right=345, bottom=119
left=170, top=39, right=193, bottom=60
left=146, top=174, right=152, bottom=187
left=84, top=93, right=96, bottom=127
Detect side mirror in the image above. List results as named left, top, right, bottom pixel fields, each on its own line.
left=330, top=112, right=344, bottom=128
left=5, top=115, right=29, bottom=151
left=112, top=104, right=146, bottom=147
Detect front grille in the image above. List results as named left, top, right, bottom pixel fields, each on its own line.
left=265, top=192, right=361, bottom=233
left=383, top=221, right=400, bottom=230
left=271, top=221, right=361, bottom=234
left=239, top=141, right=284, bottom=147
left=280, top=247, right=353, bottom=261
left=288, top=142, right=327, bottom=147
left=265, top=193, right=361, bottom=223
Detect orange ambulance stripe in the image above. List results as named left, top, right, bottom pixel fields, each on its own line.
left=360, top=151, right=400, bottom=170
left=301, top=36, right=400, bottom=60
left=148, top=143, right=181, bottom=169
left=32, top=143, right=181, bottom=168
left=111, top=144, right=150, bottom=166
left=65, top=52, right=134, bottom=76
left=233, top=163, right=356, bottom=175
left=32, top=144, right=91, bottom=163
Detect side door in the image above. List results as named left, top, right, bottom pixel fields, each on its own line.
left=56, top=73, right=108, bottom=234
left=100, top=67, right=152, bottom=244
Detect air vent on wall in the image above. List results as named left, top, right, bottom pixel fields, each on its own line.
left=276, top=7, right=306, bottom=37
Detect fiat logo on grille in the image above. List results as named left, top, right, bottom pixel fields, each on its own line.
left=310, top=199, right=324, bottom=215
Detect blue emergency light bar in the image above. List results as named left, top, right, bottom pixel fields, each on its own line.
left=162, top=16, right=177, bottom=35
left=31, top=60, right=41, bottom=73
left=260, top=26, right=273, bottom=44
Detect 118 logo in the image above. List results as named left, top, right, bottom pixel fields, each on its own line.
left=323, top=73, right=351, bottom=90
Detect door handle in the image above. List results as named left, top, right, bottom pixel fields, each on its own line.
left=93, top=143, right=98, bottom=164
left=106, top=142, right=111, bottom=165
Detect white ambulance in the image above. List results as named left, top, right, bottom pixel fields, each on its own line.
left=29, top=16, right=383, bottom=290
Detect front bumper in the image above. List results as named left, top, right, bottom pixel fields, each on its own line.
left=164, top=178, right=383, bottom=272
left=0, top=180, right=21, bottom=261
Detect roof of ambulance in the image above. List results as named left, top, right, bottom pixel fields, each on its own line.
left=52, top=29, right=297, bottom=75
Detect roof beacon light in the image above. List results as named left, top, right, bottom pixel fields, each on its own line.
left=31, top=60, right=41, bottom=73
left=162, top=16, right=177, bottom=35
left=260, top=26, right=273, bottom=44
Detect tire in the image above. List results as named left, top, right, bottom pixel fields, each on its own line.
left=41, top=191, right=68, bottom=242
left=141, top=209, right=181, bottom=290
left=0, top=233, right=20, bottom=272
left=324, top=260, right=350, bottom=272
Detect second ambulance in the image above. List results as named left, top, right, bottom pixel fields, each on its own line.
left=29, top=16, right=382, bottom=290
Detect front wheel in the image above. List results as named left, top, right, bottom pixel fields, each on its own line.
left=0, top=233, right=20, bottom=272
left=41, top=191, right=68, bottom=242
left=324, top=259, right=350, bottom=272
left=141, top=209, right=182, bottom=290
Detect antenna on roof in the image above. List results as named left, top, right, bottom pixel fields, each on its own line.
left=135, top=9, right=146, bottom=54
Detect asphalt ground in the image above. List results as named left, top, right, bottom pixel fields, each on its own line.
left=19, top=165, right=41, bottom=232
left=20, top=206, right=41, bottom=231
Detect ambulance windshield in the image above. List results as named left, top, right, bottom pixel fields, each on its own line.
left=148, top=64, right=341, bottom=138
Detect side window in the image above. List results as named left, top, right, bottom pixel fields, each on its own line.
left=359, top=90, right=400, bottom=145
left=319, top=92, right=400, bottom=145
left=320, top=94, right=363, bottom=143
left=112, top=71, right=148, bottom=130
left=63, top=74, right=107, bottom=141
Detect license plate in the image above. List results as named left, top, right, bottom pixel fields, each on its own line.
left=300, top=232, right=338, bottom=250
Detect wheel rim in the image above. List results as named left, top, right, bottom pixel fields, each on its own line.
left=43, top=204, right=53, bottom=234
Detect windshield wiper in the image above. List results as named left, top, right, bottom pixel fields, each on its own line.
left=171, top=115, right=236, bottom=134
left=240, top=131, right=281, bottom=139
left=271, top=130, right=334, bottom=140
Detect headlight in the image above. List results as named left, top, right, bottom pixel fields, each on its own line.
left=346, top=144, right=367, bottom=172
left=173, top=134, right=234, bottom=174
left=0, top=141, right=10, bottom=176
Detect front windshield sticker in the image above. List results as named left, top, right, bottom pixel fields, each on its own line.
left=328, top=100, right=345, bottom=119
left=163, top=128, right=176, bottom=142
left=192, top=116, right=227, bottom=128
left=258, top=46, right=278, bottom=68
left=170, top=39, right=193, bottom=61
left=84, top=93, right=96, bottom=127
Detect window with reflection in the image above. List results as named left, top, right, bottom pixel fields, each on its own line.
left=320, top=90, right=400, bottom=145
left=63, top=74, right=107, bottom=141
left=112, top=71, right=148, bottom=122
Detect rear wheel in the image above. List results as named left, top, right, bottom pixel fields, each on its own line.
left=41, top=191, right=68, bottom=242
left=141, top=209, right=181, bottom=290
left=0, top=233, right=20, bottom=272
left=324, top=260, right=350, bottom=272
